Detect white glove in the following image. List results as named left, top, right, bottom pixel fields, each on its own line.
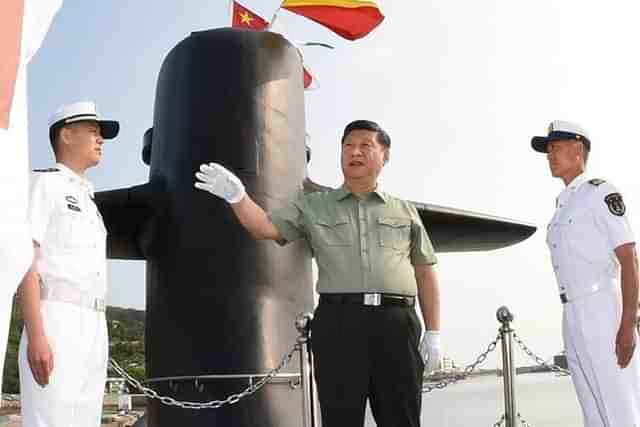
left=194, top=162, right=246, bottom=204
left=419, top=330, right=442, bottom=373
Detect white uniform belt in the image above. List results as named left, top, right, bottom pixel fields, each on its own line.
left=40, top=282, right=105, bottom=312
left=560, top=282, right=616, bottom=304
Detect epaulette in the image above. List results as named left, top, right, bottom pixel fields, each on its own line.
left=589, top=178, right=605, bottom=186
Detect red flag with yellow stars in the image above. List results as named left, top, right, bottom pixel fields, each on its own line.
left=232, top=1, right=269, bottom=30
left=281, top=0, right=384, bottom=40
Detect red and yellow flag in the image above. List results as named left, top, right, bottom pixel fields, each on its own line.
left=231, top=1, right=318, bottom=91
left=232, top=1, right=269, bottom=30
left=281, top=0, right=384, bottom=40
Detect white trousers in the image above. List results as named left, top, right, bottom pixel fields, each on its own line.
left=563, top=286, right=640, bottom=427
left=19, top=300, right=108, bottom=427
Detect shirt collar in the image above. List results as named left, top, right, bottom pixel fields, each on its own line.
left=566, top=173, right=588, bottom=193
left=55, top=162, right=95, bottom=196
left=557, top=173, right=587, bottom=205
left=335, top=184, right=388, bottom=203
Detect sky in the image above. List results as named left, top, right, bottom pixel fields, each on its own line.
left=26, top=0, right=640, bottom=368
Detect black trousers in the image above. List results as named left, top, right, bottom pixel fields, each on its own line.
left=311, top=301, right=425, bottom=427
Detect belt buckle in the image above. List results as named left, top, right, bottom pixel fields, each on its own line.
left=94, top=298, right=106, bottom=312
left=363, top=293, right=381, bottom=306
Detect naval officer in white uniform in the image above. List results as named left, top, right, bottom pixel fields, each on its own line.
left=0, top=0, right=62, bottom=388
left=18, top=101, right=118, bottom=426
left=532, top=120, right=640, bottom=426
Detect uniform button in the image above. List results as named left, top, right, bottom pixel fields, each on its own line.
left=568, top=219, right=572, bottom=224
left=553, top=265, right=559, bottom=270
left=552, top=244, right=557, bottom=248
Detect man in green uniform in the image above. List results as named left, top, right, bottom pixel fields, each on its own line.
left=195, top=120, right=442, bottom=427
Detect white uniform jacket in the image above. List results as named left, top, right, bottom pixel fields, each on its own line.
left=547, top=173, right=634, bottom=301
left=28, top=163, right=107, bottom=299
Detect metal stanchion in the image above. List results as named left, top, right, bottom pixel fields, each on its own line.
left=497, top=306, right=517, bottom=427
left=296, top=313, right=320, bottom=427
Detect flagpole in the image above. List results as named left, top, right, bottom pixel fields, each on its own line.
left=267, top=0, right=286, bottom=29
left=228, top=0, right=234, bottom=25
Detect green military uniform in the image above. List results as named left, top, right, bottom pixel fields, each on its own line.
left=270, top=185, right=437, bottom=293
left=270, top=185, right=437, bottom=427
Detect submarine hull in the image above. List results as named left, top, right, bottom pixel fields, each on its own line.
left=145, top=28, right=313, bottom=426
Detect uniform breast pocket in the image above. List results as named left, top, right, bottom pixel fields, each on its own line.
left=312, top=217, right=353, bottom=246
left=59, top=212, right=96, bottom=250
left=564, top=212, right=602, bottom=263
left=377, top=217, right=411, bottom=250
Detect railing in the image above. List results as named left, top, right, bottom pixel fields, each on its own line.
left=109, top=306, right=570, bottom=427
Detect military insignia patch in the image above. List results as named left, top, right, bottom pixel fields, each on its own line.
left=67, top=204, right=81, bottom=212
left=589, top=178, right=605, bottom=186
left=65, top=195, right=79, bottom=204
left=605, top=193, right=625, bottom=216
left=33, top=168, right=59, bottom=173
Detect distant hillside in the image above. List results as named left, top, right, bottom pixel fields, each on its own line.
left=2, top=298, right=146, bottom=393
left=107, top=306, right=146, bottom=324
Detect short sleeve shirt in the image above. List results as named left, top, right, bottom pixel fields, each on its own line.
left=269, top=185, right=437, bottom=296
left=546, top=174, right=635, bottom=297
left=28, top=163, right=107, bottom=298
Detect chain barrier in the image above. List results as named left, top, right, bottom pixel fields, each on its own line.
left=418, top=325, right=571, bottom=427
left=108, top=341, right=300, bottom=410
left=106, top=313, right=566, bottom=425
left=493, top=414, right=505, bottom=427
left=512, top=332, right=570, bottom=375
left=422, top=334, right=501, bottom=393
left=517, top=412, right=532, bottom=427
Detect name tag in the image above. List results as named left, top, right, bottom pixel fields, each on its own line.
left=67, top=204, right=81, bottom=212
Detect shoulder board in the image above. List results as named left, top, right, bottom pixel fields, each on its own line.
left=589, top=178, right=606, bottom=186
left=32, top=168, right=59, bottom=173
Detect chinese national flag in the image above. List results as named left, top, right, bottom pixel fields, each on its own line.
left=282, top=0, right=384, bottom=40
left=232, top=1, right=269, bottom=30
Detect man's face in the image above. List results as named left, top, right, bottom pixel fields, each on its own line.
left=341, top=129, right=388, bottom=181
left=63, top=121, right=104, bottom=167
left=546, top=140, right=582, bottom=178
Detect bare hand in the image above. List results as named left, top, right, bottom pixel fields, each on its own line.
left=27, top=334, right=53, bottom=386
left=616, top=323, right=636, bottom=368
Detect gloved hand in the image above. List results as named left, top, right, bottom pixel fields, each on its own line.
left=194, top=162, right=246, bottom=204
left=419, top=330, right=442, bottom=373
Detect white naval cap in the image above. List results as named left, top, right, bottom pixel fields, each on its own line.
left=531, top=120, right=591, bottom=153
left=48, top=101, right=119, bottom=142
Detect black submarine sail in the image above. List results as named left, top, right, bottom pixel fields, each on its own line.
left=95, top=28, right=536, bottom=427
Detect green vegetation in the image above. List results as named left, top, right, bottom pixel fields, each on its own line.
left=2, top=298, right=146, bottom=393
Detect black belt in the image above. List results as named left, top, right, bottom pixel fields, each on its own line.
left=560, top=293, right=568, bottom=304
left=319, top=293, right=415, bottom=307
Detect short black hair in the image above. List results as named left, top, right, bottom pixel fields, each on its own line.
left=49, top=124, right=64, bottom=154
left=341, top=120, right=391, bottom=148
